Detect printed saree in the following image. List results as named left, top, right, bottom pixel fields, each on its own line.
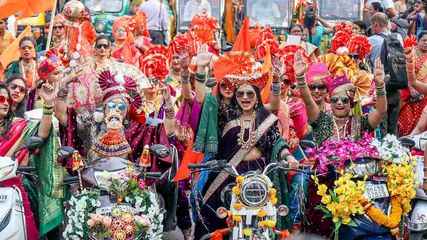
left=0, top=119, right=64, bottom=237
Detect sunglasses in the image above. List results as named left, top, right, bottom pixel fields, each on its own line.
left=0, top=96, right=12, bottom=106
left=235, top=90, right=255, bottom=99
left=330, top=96, right=350, bottom=104
left=349, top=54, right=360, bottom=60
left=219, top=82, right=234, bottom=90
left=309, top=84, right=326, bottom=91
left=53, top=26, right=64, bottom=30
left=9, top=83, right=26, bottom=93
left=106, top=101, right=127, bottom=111
left=96, top=43, right=110, bottom=49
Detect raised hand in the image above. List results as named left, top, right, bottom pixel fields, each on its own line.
left=39, top=82, right=59, bottom=105
left=403, top=47, right=415, bottom=61
left=373, top=59, right=385, bottom=86
left=179, top=52, right=191, bottom=70
left=196, top=44, right=213, bottom=69
left=271, top=56, right=286, bottom=81
left=293, top=50, right=308, bottom=78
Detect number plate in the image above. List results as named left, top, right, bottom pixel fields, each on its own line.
left=0, top=194, right=8, bottom=201
left=364, top=183, right=389, bottom=200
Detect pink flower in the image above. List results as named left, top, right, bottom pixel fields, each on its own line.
left=103, top=216, right=112, bottom=227
left=138, top=179, right=146, bottom=190
left=87, top=219, right=95, bottom=227
left=137, top=215, right=151, bottom=227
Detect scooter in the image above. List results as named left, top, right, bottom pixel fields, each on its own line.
left=189, top=160, right=300, bottom=240
left=399, top=135, right=427, bottom=240
left=0, top=137, right=45, bottom=240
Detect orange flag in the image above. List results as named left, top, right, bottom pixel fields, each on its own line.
left=261, top=46, right=273, bottom=103
left=0, top=0, right=55, bottom=20
left=0, top=25, right=32, bottom=77
left=173, top=137, right=204, bottom=182
left=225, top=0, right=235, bottom=43
left=232, top=16, right=250, bottom=52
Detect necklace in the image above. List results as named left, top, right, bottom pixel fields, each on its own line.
left=0, top=119, right=4, bottom=135
left=237, top=112, right=258, bottom=149
left=332, top=116, right=349, bottom=140
left=20, top=60, right=36, bottom=87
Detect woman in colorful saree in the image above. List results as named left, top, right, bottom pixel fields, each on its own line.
left=0, top=80, right=57, bottom=240
left=402, top=31, right=427, bottom=135
left=194, top=71, right=299, bottom=239
left=295, top=50, right=387, bottom=145
left=6, top=75, right=28, bottom=118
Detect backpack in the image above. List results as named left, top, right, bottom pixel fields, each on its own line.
left=378, top=33, right=408, bottom=90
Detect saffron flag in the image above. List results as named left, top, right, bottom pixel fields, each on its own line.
left=173, top=137, right=204, bottom=182
left=232, top=16, right=250, bottom=52
left=0, top=0, right=56, bottom=20
left=0, top=25, right=32, bottom=75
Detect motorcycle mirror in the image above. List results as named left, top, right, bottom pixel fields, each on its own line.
left=277, top=205, right=289, bottom=217
left=398, top=136, right=415, bottom=148
left=149, top=144, right=170, bottom=159
left=57, top=146, right=75, bottom=160
left=299, top=140, right=317, bottom=149
left=24, top=136, right=45, bottom=152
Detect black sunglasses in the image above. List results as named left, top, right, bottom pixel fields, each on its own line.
left=235, top=90, right=255, bottom=99
left=309, top=84, right=326, bottom=91
left=53, top=26, right=64, bottom=30
left=349, top=54, right=360, bottom=60
left=330, top=96, right=350, bottom=104
left=9, top=83, right=26, bottom=93
left=96, top=43, right=110, bottom=49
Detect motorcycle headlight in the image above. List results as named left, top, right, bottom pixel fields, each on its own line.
left=239, top=175, right=269, bottom=208
left=95, top=21, right=106, bottom=32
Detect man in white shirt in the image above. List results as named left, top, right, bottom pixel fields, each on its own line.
left=183, top=0, right=212, bottom=21
left=250, top=0, right=281, bottom=26
left=368, top=12, right=402, bottom=136
left=140, top=0, right=169, bottom=45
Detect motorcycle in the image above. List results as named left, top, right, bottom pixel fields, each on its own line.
left=61, top=144, right=177, bottom=240
left=0, top=136, right=45, bottom=240
left=189, top=160, right=301, bottom=240
left=305, top=136, right=418, bottom=239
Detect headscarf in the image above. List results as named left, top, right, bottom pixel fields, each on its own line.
left=306, top=63, right=333, bottom=85
left=37, top=55, right=61, bottom=80
left=328, top=75, right=356, bottom=106
left=347, top=35, right=372, bottom=59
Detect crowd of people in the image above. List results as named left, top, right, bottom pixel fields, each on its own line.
left=0, top=0, right=426, bottom=239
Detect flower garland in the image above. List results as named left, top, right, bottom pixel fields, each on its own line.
left=63, top=169, right=163, bottom=240
left=371, top=134, right=411, bottom=164
left=307, top=134, right=379, bottom=173
left=314, top=156, right=418, bottom=236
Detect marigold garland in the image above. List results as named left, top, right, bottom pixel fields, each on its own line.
left=359, top=196, right=402, bottom=229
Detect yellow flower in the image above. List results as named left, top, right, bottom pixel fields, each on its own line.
left=317, top=184, right=328, bottom=196
left=233, top=203, right=242, bottom=210
left=232, top=186, right=241, bottom=196
left=236, top=176, right=244, bottom=185
left=257, top=209, right=267, bottom=218
left=269, top=188, right=277, bottom=197
left=321, top=195, right=332, bottom=204
left=271, top=197, right=278, bottom=206
left=243, top=228, right=253, bottom=237
left=232, top=215, right=242, bottom=222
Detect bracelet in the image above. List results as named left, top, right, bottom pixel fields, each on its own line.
left=376, top=85, right=386, bottom=97
left=295, top=73, right=306, bottom=79
left=181, top=74, right=190, bottom=84
left=43, top=104, right=54, bottom=110
left=43, top=110, right=53, bottom=116
left=271, top=84, right=281, bottom=96
left=297, top=82, right=307, bottom=88
left=195, top=73, right=206, bottom=83
left=280, top=152, right=293, bottom=162
left=164, top=105, right=175, bottom=119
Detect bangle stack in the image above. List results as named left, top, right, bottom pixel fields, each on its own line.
left=271, top=82, right=281, bottom=96
left=57, top=87, right=69, bottom=101
left=164, top=105, right=175, bottom=119
left=376, top=83, right=386, bottom=97
left=195, top=73, right=206, bottom=83
left=43, top=104, right=54, bottom=115
left=406, top=61, right=415, bottom=74
left=181, top=73, right=190, bottom=85
left=295, top=74, right=307, bottom=88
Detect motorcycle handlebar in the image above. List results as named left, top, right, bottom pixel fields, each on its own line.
left=188, top=160, right=228, bottom=169
left=63, top=176, right=80, bottom=185
left=17, top=166, right=36, bottom=172
left=145, top=172, right=162, bottom=179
